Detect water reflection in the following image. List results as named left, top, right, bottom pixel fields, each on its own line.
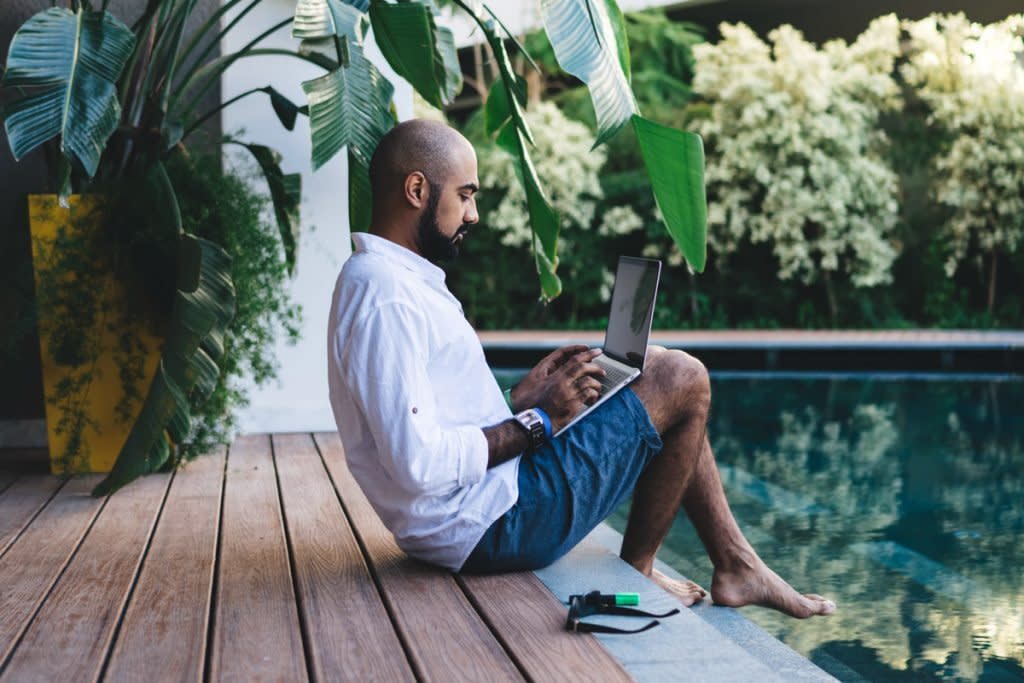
left=604, top=377, right=1024, bottom=682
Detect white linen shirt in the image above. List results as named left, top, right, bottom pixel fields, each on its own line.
left=327, top=232, right=520, bottom=570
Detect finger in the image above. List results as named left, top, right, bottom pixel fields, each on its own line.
left=562, top=351, right=603, bottom=376
left=572, top=348, right=603, bottom=363
left=553, top=345, right=591, bottom=368
left=538, top=344, right=589, bottom=373
left=569, top=361, right=607, bottom=380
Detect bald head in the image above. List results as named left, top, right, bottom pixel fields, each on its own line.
left=365, top=119, right=481, bottom=260
left=369, top=119, right=473, bottom=201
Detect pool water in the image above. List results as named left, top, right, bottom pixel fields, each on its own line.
left=495, top=371, right=1024, bottom=682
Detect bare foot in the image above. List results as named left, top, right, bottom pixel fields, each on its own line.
left=710, top=558, right=835, bottom=618
left=651, top=568, right=707, bottom=607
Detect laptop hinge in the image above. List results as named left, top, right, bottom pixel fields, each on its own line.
left=601, top=349, right=641, bottom=370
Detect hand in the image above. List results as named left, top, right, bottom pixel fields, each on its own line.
left=511, top=345, right=606, bottom=432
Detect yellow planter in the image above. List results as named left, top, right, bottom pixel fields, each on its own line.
left=28, top=195, right=164, bottom=474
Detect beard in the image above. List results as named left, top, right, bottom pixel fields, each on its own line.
left=415, top=184, right=469, bottom=263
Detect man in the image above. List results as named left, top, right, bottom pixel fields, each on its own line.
left=328, top=119, right=835, bottom=618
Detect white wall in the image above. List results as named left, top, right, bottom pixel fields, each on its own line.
left=222, top=0, right=413, bottom=434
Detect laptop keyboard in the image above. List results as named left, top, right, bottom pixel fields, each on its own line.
left=597, top=360, right=633, bottom=395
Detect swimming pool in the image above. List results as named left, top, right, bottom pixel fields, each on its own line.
left=494, top=371, right=1024, bottom=681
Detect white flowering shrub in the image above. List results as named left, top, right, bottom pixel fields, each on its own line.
left=597, top=204, right=644, bottom=237
left=692, top=17, right=902, bottom=290
left=479, top=101, right=607, bottom=247
left=900, top=14, right=1024, bottom=290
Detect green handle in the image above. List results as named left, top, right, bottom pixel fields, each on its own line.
left=615, top=592, right=640, bottom=606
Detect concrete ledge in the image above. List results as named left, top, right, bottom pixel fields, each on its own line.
left=481, top=330, right=1024, bottom=373
left=532, top=524, right=836, bottom=682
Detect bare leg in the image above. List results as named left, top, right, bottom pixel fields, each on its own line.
left=619, top=351, right=711, bottom=605
left=620, top=349, right=835, bottom=618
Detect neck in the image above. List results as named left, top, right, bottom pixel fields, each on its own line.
left=370, top=223, right=421, bottom=257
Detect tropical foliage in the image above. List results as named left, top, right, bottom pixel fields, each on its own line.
left=692, top=17, right=903, bottom=323
left=448, top=9, right=706, bottom=327
left=479, top=102, right=606, bottom=250
left=900, top=14, right=1024, bottom=314
left=1, top=0, right=708, bottom=492
left=452, top=10, right=1024, bottom=331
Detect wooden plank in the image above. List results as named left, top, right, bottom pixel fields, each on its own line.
left=103, top=448, right=226, bottom=683
left=313, top=432, right=523, bottom=683
left=0, top=475, right=105, bottom=669
left=0, top=475, right=66, bottom=558
left=1, top=470, right=171, bottom=682
left=208, top=434, right=307, bottom=683
left=458, top=572, right=634, bottom=683
left=272, top=434, right=415, bottom=682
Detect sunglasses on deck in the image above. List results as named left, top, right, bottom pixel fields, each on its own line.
left=565, top=590, right=681, bottom=635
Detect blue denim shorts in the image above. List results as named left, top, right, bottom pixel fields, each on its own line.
left=460, top=387, right=664, bottom=573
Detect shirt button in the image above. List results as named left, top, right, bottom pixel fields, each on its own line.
left=412, top=407, right=418, bottom=414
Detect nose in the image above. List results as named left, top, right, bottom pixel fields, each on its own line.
left=465, top=198, right=479, bottom=225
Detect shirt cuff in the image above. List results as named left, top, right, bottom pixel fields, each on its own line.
left=456, top=426, right=489, bottom=487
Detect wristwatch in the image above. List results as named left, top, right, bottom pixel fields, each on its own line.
left=513, top=408, right=548, bottom=452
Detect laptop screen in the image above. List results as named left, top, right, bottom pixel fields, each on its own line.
left=602, top=257, right=661, bottom=369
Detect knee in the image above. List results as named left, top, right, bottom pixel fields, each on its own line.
left=654, top=350, right=710, bottom=416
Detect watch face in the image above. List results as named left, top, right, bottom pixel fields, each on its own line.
left=515, top=409, right=546, bottom=450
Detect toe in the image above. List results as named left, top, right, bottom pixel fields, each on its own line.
left=796, top=594, right=835, bottom=617
left=811, top=596, right=836, bottom=615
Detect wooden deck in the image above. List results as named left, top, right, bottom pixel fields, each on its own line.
left=0, top=433, right=631, bottom=682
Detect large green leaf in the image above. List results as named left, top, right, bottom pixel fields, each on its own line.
left=452, top=0, right=561, bottom=298
left=348, top=149, right=373, bottom=233
left=497, top=122, right=562, bottom=301
left=1, top=7, right=135, bottom=176
left=293, top=0, right=369, bottom=44
left=368, top=0, right=462, bottom=109
left=632, top=115, right=707, bottom=272
left=600, top=0, right=630, bottom=84
left=93, top=233, right=236, bottom=496
left=229, top=141, right=302, bottom=275
left=539, top=0, right=637, bottom=148
left=434, top=24, right=463, bottom=105
left=262, top=86, right=303, bottom=131
left=484, top=75, right=526, bottom=136
left=451, top=1, right=534, bottom=142
left=482, top=20, right=535, bottom=146
left=302, top=39, right=395, bottom=171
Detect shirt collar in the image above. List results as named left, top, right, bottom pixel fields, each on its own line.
left=351, top=232, right=447, bottom=284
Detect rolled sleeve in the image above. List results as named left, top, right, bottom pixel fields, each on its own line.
left=454, top=425, right=489, bottom=487
left=341, top=302, right=487, bottom=496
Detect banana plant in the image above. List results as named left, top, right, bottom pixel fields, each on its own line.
left=0, top=0, right=320, bottom=494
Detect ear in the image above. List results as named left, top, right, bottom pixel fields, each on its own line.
left=404, top=171, right=429, bottom=209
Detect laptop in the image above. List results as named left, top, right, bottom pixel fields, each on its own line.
left=555, top=256, right=662, bottom=437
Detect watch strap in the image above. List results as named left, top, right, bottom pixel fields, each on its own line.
left=533, top=407, right=552, bottom=439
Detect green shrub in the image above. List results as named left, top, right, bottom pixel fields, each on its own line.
left=451, top=11, right=1024, bottom=330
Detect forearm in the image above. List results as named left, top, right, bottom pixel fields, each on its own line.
left=483, top=420, right=530, bottom=468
